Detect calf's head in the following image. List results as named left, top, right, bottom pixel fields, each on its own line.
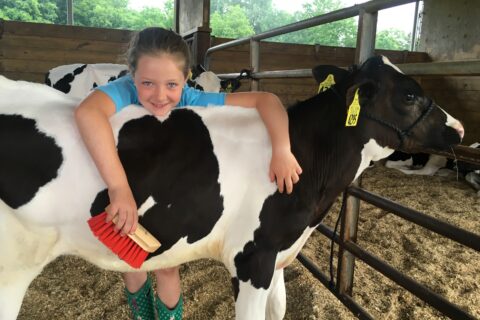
left=313, top=56, right=464, bottom=153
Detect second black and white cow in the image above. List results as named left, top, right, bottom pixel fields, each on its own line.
left=385, top=144, right=480, bottom=194
left=45, top=63, right=129, bottom=99
left=0, top=56, right=464, bottom=320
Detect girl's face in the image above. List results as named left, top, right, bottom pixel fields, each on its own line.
left=133, top=54, right=187, bottom=116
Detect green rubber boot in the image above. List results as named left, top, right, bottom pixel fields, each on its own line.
left=125, top=276, right=156, bottom=320
left=155, top=295, right=183, bottom=320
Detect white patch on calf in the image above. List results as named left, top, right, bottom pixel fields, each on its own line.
left=193, top=106, right=277, bottom=271
left=0, top=202, right=58, bottom=274
left=138, top=196, right=157, bottom=217
left=385, top=158, right=413, bottom=169
left=438, top=106, right=464, bottom=139
left=396, top=154, right=447, bottom=176
left=355, top=139, right=394, bottom=180
left=195, top=71, right=222, bottom=93
left=235, top=280, right=269, bottom=319
left=276, top=226, right=316, bottom=269
left=47, top=63, right=128, bottom=99
left=382, top=56, right=404, bottom=74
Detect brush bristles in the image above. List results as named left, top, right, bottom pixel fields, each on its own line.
left=88, top=212, right=149, bottom=268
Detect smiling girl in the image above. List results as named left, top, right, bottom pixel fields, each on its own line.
left=75, top=27, right=302, bottom=320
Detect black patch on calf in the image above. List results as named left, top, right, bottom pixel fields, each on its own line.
left=107, top=69, right=128, bottom=83
left=51, top=64, right=87, bottom=94
left=90, top=109, right=224, bottom=256
left=234, top=192, right=315, bottom=289
left=0, top=114, right=63, bottom=208
left=388, top=151, right=430, bottom=167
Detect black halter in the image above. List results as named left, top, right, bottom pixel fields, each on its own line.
left=362, top=98, right=435, bottom=149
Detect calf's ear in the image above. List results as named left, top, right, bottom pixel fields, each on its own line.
left=346, top=80, right=377, bottom=108
left=312, top=65, right=349, bottom=85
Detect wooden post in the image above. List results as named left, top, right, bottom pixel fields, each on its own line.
left=250, top=39, right=260, bottom=91
left=337, top=9, right=378, bottom=296
left=175, top=0, right=212, bottom=67
left=355, top=9, right=377, bottom=64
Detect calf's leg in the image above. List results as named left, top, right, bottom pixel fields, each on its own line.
left=0, top=209, right=59, bottom=320
left=235, top=280, right=270, bottom=320
left=0, top=266, right=46, bottom=320
left=265, top=268, right=286, bottom=320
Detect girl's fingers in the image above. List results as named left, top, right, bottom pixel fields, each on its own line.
left=122, top=212, right=134, bottom=236
left=115, top=210, right=127, bottom=234
left=129, top=217, right=138, bottom=234
left=269, top=170, right=275, bottom=182
left=292, top=172, right=300, bottom=184
left=105, top=204, right=115, bottom=222
left=277, top=176, right=284, bottom=193
left=285, top=177, right=293, bottom=194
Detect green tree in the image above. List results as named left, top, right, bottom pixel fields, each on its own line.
left=288, top=0, right=357, bottom=46
left=211, top=5, right=255, bottom=38
left=130, top=0, right=174, bottom=30
left=0, top=0, right=411, bottom=51
left=376, top=28, right=410, bottom=50
left=71, top=0, right=135, bottom=29
left=211, top=0, right=277, bottom=34
left=0, top=0, right=57, bottom=23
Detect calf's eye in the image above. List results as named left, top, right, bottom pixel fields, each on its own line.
left=404, top=93, right=416, bottom=104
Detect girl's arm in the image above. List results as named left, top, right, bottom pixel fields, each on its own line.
left=225, top=92, right=302, bottom=194
left=74, top=90, right=138, bottom=235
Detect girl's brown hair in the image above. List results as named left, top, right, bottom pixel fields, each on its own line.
left=126, top=27, right=191, bottom=78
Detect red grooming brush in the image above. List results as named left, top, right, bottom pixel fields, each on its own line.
left=88, top=212, right=161, bottom=268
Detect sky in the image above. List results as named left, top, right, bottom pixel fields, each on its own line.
left=128, top=0, right=418, bottom=33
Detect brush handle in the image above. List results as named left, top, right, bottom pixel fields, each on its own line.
left=112, top=216, right=161, bottom=253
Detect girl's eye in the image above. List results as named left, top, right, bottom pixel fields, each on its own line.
left=167, top=82, right=178, bottom=89
left=142, top=81, right=153, bottom=87
left=405, top=93, right=416, bottom=104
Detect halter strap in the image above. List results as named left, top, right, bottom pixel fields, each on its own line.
left=363, top=99, right=435, bottom=149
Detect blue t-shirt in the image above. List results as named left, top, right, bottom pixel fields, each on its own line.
left=97, top=75, right=226, bottom=113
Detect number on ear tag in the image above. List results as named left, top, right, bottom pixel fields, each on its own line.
left=345, top=88, right=361, bottom=127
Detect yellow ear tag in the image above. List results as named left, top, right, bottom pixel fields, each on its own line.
left=188, top=70, right=193, bottom=80
left=318, top=74, right=336, bottom=93
left=345, top=88, right=361, bottom=127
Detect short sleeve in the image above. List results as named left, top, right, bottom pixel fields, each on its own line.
left=179, top=85, right=226, bottom=107
left=96, top=75, right=140, bottom=112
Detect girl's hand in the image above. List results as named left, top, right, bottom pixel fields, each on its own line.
left=269, top=148, right=303, bottom=194
left=105, top=185, right=138, bottom=236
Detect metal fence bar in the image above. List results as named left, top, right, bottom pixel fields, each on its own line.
left=297, top=252, right=375, bottom=320
left=315, top=224, right=477, bottom=320
left=426, top=144, right=480, bottom=166
left=347, top=186, right=480, bottom=252
left=67, top=0, right=74, bottom=25
left=204, top=0, right=417, bottom=68
left=215, top=60, right=480, bottom=79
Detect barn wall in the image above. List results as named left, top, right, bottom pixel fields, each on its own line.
left=418, top=0, right=480, bottom=144
left=0, top=20, right=133, bottom=83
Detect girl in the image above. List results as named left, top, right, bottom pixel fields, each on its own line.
left=75, top=27, right=302, bottom=320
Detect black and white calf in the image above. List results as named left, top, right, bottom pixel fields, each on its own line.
left=0, top=56, right=464, bottom=320
left=385, top=143, right=480, bottom=194
left=45, top=63, right=128, bottom=99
